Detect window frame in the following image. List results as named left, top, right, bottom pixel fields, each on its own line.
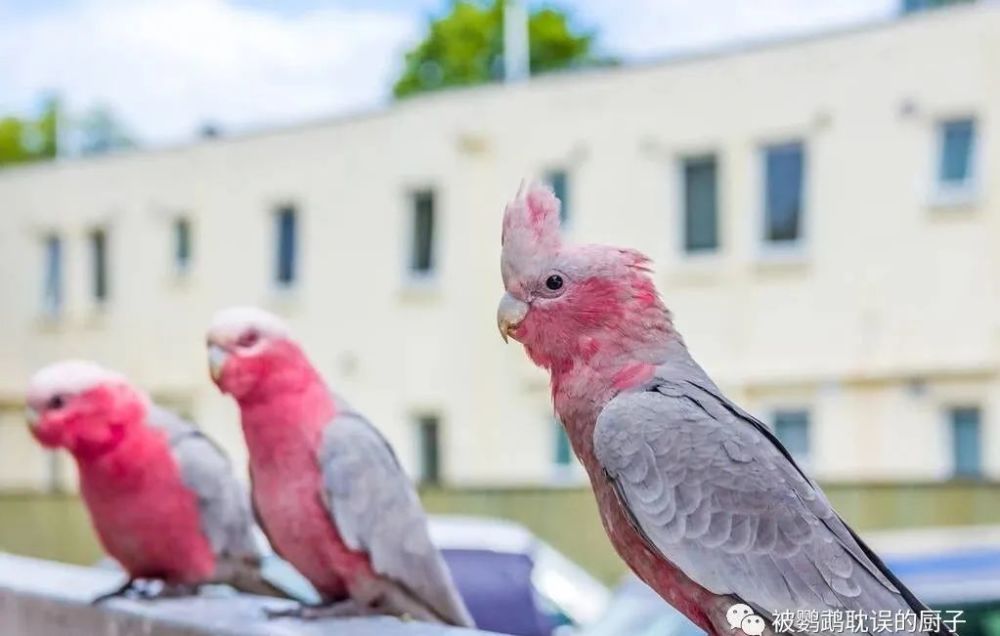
left=172, top=216, right=193, bottom=276
left=41, top=233, right=63, bottom=319
left=758, top=139, right=808, bottom=259
left=414, top=413, right=442, bottom=486
left=405, top=188, right=438, bottom=285
left=88, top=226, right=109, bottom=306
left=543, top=168, right=571, bottom=229
left=549, top=416, right=585, bottom=485
left=931, top=116, right=979, bottom=207
left=678, top=153, right=720, bottom=256
left=947, top=405, right=983, bottom=479
left=273, top=204, right=298, bottom=289
left=771, top=407, right=812, bottom=469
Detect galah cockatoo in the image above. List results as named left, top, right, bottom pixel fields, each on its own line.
left=206, top=307, right=473, bottom=626
left=496, top=183, right=949, bottom=636
left=25, top=360, right=287, bottom=602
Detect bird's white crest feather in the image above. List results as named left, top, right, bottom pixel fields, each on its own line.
left=28, top=360, right=126, bottom=399
left=208, top=306, right=291, bottom=342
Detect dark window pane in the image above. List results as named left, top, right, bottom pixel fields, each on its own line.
left=774, top=409, right=810, bottom=463
left=764, top=143, right=805, bottom=243
left=950, top=407, right=982, bottom=478
left=90, top=228, right=108, bottom=302
left=553, top=419, right=572, bottom=466
left=904, top=0, right=975, bottom=14
left=411, top=190, right=435, bottom=274
left=43, top=235, right=62, bottom=315
left=939, top=119, right=974, bottom=185
left=418, top=415, right=441, bottom=485
left=682, top=156, right=718, bottom=252
left=546, top=170, right=569, bottom=224
left=174, top=218, right=191, bottom=271
left=275, top=206, right=297, bottom=286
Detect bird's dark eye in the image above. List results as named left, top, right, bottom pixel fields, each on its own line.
left=47, top=395, right=65, bottom=410
left=545, top=275, right=564, bottom=291
left=237, top=330, right=260, bottom=348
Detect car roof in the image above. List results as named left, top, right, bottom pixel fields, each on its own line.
left=428, top=515, right=537, bottom=554
left=866, top=525, right=1000, bottom=603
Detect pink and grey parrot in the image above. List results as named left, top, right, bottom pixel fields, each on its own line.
left=496, top=183, right=950, bottom=636
left=206, top=307, right=473, bottom=626
left=25, top=360, right=287, bottom=602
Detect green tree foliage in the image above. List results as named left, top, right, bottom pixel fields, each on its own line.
left=394, top=0, right=606, bottom=98
left=0, top=98, right=60, bottom=167
left=0, top=117, right=33, bottom=165
left=0, top=98, right=134, bottom=168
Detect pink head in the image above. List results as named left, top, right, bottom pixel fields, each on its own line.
left=206, top=306, right=316, bottom=402
left=497, top=182, right=673, bottom=373
left=25, top=360, right=147, bottom=459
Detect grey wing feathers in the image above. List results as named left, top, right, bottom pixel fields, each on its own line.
left=319, top=411, right=473, bottom=627
left=593, top=371, right=925, bottom=635
left=147, top=405, right=260, bottom=564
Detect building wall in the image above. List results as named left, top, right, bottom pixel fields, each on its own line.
left=0, top=5, right=998, bottom=490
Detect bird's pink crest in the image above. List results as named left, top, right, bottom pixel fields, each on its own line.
left=501, top=181, right=564, bottom=286
left=502, top=181, right=562, bottom=248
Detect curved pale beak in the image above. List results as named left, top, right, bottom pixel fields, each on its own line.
left=497, top=293, right=529, bottom=343
left=25, top=406, right=39, bottom=428
left=208, top=344, right=229, bottom=381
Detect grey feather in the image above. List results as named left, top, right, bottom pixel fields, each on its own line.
left=147, top=405, right=287, bottom=598
left=593, top=353, right=937, bottom=636
left=318, top=407, right=474, bottom=627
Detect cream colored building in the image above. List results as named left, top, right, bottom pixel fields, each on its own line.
left=1, top=4, right=999, bottom=493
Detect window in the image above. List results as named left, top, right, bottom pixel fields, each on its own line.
left=409, top=190, right=436, bottom=277
left=173, top=217, right=192, bottom=274
left=681, top=155, right=719, bottom=253
left=553, top=418, right=572, bottom=468
left=763, top=142, right=805, bottom=245
left=545, top=169, right=570, bottom=225
left=949, top=406, right=982, bottom=478
left=937, top=118, right=976, bottom=190
left=416, top=415, right=441, bottom=485
left=42, top=235, right=62, bottom=317
left=274, top=205, right=297, bottom=287
left=773, top=409, right=811, bottom=465
left=903, top=0, right=974, bottom=14
left=89, top=228, right=108, bottom=304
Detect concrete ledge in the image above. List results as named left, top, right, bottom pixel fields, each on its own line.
left=0, top=553, right=498, bottom=636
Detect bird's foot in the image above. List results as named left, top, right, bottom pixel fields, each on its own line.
left=265, top=600, right=365, bottom=620
left=92, top=579, right=200, bottom=604
left=91, top=579, right=149, bottom=604
left=151, top=583, right=201, bottom=599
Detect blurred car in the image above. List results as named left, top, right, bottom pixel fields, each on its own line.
left=428, top=515, right=611, bottom=635
left=580, top=524, right=1000, bottom=636
left=576, top=574, right=700, bottom=636
left=868, top=525, right=1000, bottom=636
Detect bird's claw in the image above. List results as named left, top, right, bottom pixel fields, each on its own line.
left=265, top=600, right=365, bottom=620
left=92, top=579, right=199, bottom=604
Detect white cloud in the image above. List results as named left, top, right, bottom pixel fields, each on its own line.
left=0, top=0, right=421, bottom=144
left=576, top=0, right=898, bottom=60
left=0, top=0, right=900, bottom=145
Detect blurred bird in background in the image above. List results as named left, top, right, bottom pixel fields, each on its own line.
left=207, top=307, right=474, bottom=627
left=25, top=360, right=291, bottom=603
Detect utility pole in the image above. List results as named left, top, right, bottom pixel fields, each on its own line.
left=503, top=0, right=530, bottom=82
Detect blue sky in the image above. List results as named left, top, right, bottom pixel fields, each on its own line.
left=0, top=0, right=897, bottom=145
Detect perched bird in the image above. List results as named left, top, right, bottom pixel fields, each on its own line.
left=496, top=183, right=949, bottom=636
left=206, top=307, right=473, bottom=627
left=25, top=360, right=288, bottom=603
